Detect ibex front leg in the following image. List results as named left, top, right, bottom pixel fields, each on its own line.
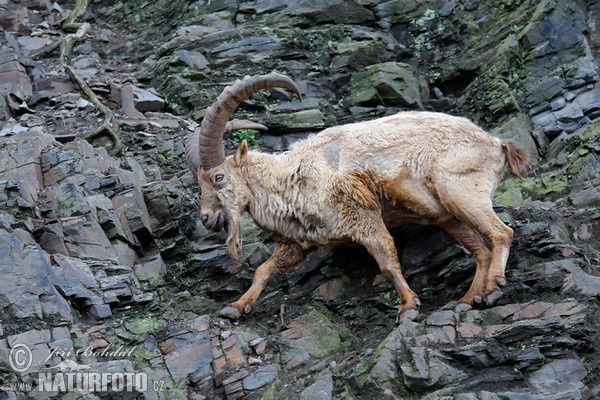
left=219, top=241, right=306, bottom=320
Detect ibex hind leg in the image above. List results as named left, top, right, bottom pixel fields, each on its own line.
left=465, top=213, right=512, bottom=306
left=435, top=177, right=513, bottom=307
left=441, top=219, right=493, bottom=312
left=360, top=226, right=420, bottom=323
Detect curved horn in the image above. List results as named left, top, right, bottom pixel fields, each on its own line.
left=186, top=119, right=268, bottom=177
left=186, top=73, right=302, bottom=172
left=225, top=119, right=268, bottom=133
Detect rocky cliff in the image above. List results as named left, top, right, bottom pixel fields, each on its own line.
left=0, top=0, right=599, bottom=399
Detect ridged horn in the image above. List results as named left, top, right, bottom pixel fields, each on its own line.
left=185, top=73, right=302, bottom=173
left=225, top=119, right=268, bottom=133
left=186, top=119, right=268, bottom=177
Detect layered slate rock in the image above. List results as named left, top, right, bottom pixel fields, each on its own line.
left=0, top=229, right=72, bottom=322
left=349, top=62, right=423, bottom=107
left=1, top=0, right=600, bottom=399
left=0, top=47, right=33, bottom=118
left=365, top=299, right=590, bottom=398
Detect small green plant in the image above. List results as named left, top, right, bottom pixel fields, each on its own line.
left=0, top=367, right=11, bottom=384
left=232, top=129, right=260, bottom=146
left=56, top=198, right=74, bottom=211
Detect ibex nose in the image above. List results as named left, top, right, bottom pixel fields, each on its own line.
left=200, top=214, right=209, bottom=226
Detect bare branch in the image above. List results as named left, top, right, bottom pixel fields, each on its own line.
left=56, top=0, right=122, bottom=154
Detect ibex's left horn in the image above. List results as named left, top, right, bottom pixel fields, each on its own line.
left=185, top=73, right=302, bottom=173
left=224, top=119, right=268, bottom=133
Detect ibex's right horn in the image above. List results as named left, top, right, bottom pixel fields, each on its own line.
left=186, top=119, right=268, bottom=178
left=185, top=73, right=302, bottom=174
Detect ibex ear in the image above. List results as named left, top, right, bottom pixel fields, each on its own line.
left=234, top=140, right=249, bottom=167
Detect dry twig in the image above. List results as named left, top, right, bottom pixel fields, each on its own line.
left=42, top=0, right=122, bottom=154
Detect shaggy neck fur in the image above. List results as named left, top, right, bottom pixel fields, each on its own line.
left=239, top=150, right=337, bottom=247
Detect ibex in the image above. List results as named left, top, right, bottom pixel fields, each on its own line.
left=185, top=73, right=529, bottom=322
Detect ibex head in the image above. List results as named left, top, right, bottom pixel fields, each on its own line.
left=185, top=74, right=302, bottom=259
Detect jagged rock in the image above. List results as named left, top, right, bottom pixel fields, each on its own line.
left=539, top=259, right=600, bottom=297
left=576, top=88, right=600, bottom=118
left=134, top=254, right=167, bottom=289
left=279, top=309, right=345, bottom=358
left=246, top=0, right=375, bottom=24
left=161, top=316, right=213, bottom=383
left=120, top=84, right=145, bottom=119
left=331, top=35, right=390, bottom=71
left=61, top=215, right=120, bottom=263
left=0, top=3, right=31, bottom=35
left=71, top=51, right=100, bottom=80
left=52, top=181, right=91, bottom=216
left=241, top=364, right=278, bottom=391
left=527, top=358, right=588, bottom=399
left=40, top=138, right=121, bottom=188
left=266, top=109, right=327, bottom=130
left=36, top=220, right=69, bottom=255
left=349, top=62, right=422, bottom=107
left=51, top=254, right=103, bottom=305
left=111, top=186, right=154, bottom=247
left=143, top=180, right=186, bottom=238
left=87, top=193, right=129, bottom=241
left=0, top=129, right=56, bottom=191
left=29, top=75, right=77, bottom=106
left=569, top=186, right=600, bottom=206
left=367, top=298, right=589, bottom=397
left=301, top=373, right=333, bottom=400
left=164, top=339, right=212, bottom=384
left=17, top=36, right=53, bottom=53
left=0, top=229, right=72, bottom=322
left=133, top=86, right=165, bottom=113
left=176, top=49, right=210, bottom=71
left=0, top=179, right=38, bottom=211
left=0, top=47, right=33, bottom=118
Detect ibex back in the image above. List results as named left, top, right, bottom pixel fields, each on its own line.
left=185, top=73, right=529, bottom=322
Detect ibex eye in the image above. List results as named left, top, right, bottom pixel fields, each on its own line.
left=214, top=174, right=224, bottom=182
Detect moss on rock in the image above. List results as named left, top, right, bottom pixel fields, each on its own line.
left=349, top=62, right=422, bottom=108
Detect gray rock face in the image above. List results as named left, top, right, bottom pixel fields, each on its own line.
left=1, top=0, right=600, bottom=399
left=0, top=229, right=72, bottom=322
left=350, top=62, right=422, bottom=107
left=0, top=47, right=33, bottom=119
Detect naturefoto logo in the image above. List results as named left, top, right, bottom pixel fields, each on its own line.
left=4, top=342, right=166, bottom=393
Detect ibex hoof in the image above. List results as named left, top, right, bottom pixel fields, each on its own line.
left=486, top=290, right=503, bottom=306
left=396, top=308, right=419, bottom=323
left=473, top=294, right=483, bottom=304
left=218, top=305, right=242, bottom=320
left=496, top=277, right=507, bottom=287
left=454, top=302, right=473, bottom=313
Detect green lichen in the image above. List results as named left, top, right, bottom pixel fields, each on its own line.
left=409, top=8, right=451, bottom=68
left=495, top=177, right=526, bottom=206
left=520, top=174, right=569, bottom=200
left=123, top=315, right=165, bottom=336
left=56, top=198, right=75, bottom=211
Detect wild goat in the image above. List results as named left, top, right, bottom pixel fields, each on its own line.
left=185, top=73, right=529, bottom=322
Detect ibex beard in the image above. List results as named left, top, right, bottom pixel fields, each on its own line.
left=186, top=73, right=530, bottom=323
